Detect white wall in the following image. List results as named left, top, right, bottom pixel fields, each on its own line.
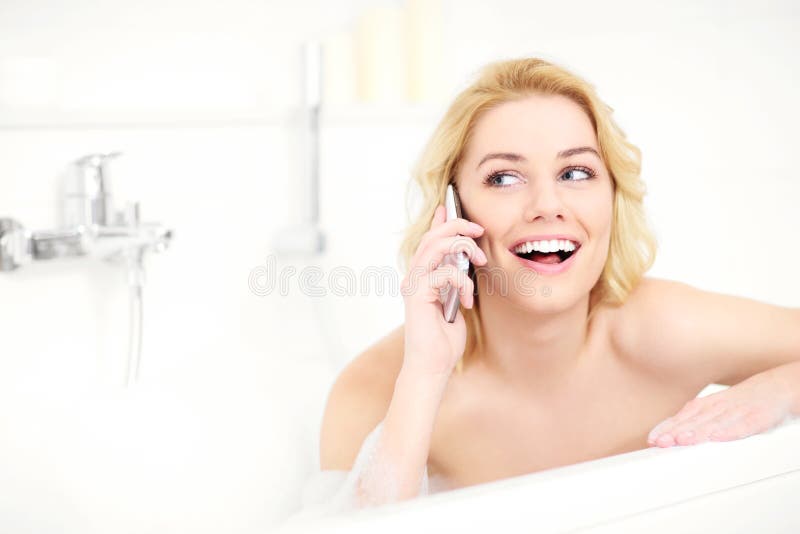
left=0, top=1, right=797, bottom=532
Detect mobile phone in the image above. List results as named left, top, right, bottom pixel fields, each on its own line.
left=442, top=184, right=471, bottom=323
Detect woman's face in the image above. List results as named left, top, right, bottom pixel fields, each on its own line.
left=455, top=94, right=614, bottom=311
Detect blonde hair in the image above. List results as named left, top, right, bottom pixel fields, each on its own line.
left=398, top=57, right=657, bottom=369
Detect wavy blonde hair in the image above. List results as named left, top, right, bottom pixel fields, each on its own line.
left=398, top=57, right=657, bottom=370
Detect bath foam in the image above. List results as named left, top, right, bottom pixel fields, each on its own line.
left=276, top=421, right=432, bottom=531
left=353, top=422, right=428, bottom=506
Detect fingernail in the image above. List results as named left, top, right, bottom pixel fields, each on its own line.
left=470, top=222, right=484, bottom=232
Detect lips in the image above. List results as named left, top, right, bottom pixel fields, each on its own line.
left=509, top=241, right=582, bottom=275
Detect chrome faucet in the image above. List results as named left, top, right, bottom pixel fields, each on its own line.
left=0, top=152, right=172, bottom=270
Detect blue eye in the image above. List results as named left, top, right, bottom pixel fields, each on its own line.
left=484, top=172, right=522, bottom=187
left=561, top=166, right=595, bottom=181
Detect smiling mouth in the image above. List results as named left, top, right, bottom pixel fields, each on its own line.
left=513, top=245, right=580, bottom=264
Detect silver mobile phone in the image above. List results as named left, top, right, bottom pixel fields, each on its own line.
left=442, top=185, right=470, bottom=323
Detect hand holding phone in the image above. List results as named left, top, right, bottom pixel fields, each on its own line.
left=399, top=189, right=484, bottom=377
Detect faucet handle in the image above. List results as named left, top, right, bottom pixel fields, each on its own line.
left=74, top=151, right=122, bottom=167
left=65, top=152, right=122, bottom=228
left=73, top=152, right=122, bottom=197
left=0, top=218, right=32, bottom=271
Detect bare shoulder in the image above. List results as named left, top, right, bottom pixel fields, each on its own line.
left=610, top=275, right=683, bottom=336
left=609, top=276, right=800, bottom=389
left=319, top=324, right=405, bottom=470
left=608, top=276, right=704, bottom=381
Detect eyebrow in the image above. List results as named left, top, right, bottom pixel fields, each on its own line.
left=476, top=146, right=601, bottom=170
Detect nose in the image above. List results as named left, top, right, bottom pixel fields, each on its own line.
left=522, top=180, right=566, bottom=223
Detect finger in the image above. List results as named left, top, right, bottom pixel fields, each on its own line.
left=666, top=398, right=727, bottom=445
left=417, top=235, right=487, bottom=272
left=425, top=264, right=473, bottom=305
left=647, top=397, right=714, bottom=445
left=429, top=205, right=446, bottom=229
left=667, top=410, right=726, bottom=446
left=457, top=273, right=475, bottom=309
left=649, top=418, right=679, bottom=447
left=411, top=236, right=486, bottom=279
left=400, top=263, right=460, bottom=302
left=676, top=398, right=705, bottom=419
left=412, top=213, right=481, bottom=270
left=647, top=415, right=682, bottom=446
left=439, top=280, right=475, bottom=310
left=443, top=275, right=475, bottom=310
left=418, top=217, right=484, bottom=254
left=648, top=415, right=705, bottom=447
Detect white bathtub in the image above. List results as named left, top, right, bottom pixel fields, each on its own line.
left=288, top=391, right=800, bottom=533
left=4, top=373, right=798, bottom=534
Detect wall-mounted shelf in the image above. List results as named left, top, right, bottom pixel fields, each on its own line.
left=321, top=102, right=444, bottom=125
left=0, top=102, right=445, bottom=130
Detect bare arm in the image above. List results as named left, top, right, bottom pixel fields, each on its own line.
left=354, top=367, right=448, bottom=504
left=319, top=326, right=449, bottom=506
left=615, top=277, right=800, bottom=388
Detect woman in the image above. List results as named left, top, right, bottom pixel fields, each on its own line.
left=317, top=57, right=800, bottom=509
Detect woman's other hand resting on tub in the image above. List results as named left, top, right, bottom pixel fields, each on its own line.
left=647, top=361, right=800, bottom=448
left=319, top=206, right=486, bottom=508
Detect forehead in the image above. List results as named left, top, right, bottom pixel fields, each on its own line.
left=463, top=94, right=597, bottom=163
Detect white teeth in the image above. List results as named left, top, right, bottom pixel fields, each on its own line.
left=513, top=239, right=578, bottom=254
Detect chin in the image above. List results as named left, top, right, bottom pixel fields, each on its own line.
left=481, top=257, right=596, bottom=313
left=511, top=285, right=583, bottom=314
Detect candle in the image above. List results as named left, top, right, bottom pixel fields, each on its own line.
left=356, top=4, right=407, bottom=103
left=405, top=0, right=444, bottom=103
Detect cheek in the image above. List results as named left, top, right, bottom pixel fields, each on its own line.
left=474, top=225, right=503, bottom=256
left=596, top=203, right=614, bottom=241
left=576, top=191, right=613, bottom=237
left=567, top=198, right=613, bottom=267
left=584, top=197, right=614, bottom=263
left=463, top=202, right=512, bottom=249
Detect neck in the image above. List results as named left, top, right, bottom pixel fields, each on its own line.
left=474, top=290, right=593, bottom=391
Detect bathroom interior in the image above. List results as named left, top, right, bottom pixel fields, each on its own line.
left=1, top=1, right=799, bottom=532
